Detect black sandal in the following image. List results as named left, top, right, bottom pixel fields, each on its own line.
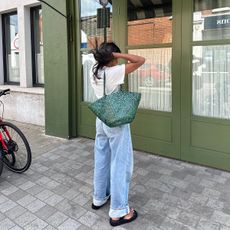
left=109, top=210, right=138, bottom=227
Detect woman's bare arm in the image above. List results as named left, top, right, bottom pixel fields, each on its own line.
left=113, top=52, right=145, bottom=74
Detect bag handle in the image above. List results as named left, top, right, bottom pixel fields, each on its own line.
left=103, top=69, right=122, bottom=96
left=103, top=70, right=106, bottom=96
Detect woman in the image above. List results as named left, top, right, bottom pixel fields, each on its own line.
left=91, top=42, right=145, bottom=227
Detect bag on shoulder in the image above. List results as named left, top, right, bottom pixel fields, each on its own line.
left=88, top=72, right=141, bottom=127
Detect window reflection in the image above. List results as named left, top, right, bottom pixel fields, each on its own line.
left=82, top=52, right=97, bottom=102
left=3, top=13, right=20, bottom=83
left=31, top=7, right=44, bottom=85
left=80, top=0, right=112, bottom=49
left=193, top=45, right=230, bottom=119
left=129, top=48, right=172, bottom=112
left=127, top=0, right=172, bottom=112
left=128, top=0, right=172, bottom=45
left=81, top=0, right=113, bottom=102
left=193, top=0, right=230, bottom=41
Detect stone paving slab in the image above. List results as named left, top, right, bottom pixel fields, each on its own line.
left=0, top=121, right=230, bottom=229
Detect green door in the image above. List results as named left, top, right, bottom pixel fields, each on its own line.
left=121, top=0, right=181, bottom=159
left=77, top=0, right=181, bottom=160
left=181, top=0, right=230, bottom=171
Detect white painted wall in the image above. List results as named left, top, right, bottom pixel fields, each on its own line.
left=0, top=0, right=44, bottom=126
left=0, top=86, right=44, bottom=126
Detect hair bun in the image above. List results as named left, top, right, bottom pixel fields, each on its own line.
left=90, top=42, right=121, bottom=79
left=92, top=49, right=103, bottom=62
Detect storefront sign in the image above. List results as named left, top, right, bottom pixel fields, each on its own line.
left=204, top=15, right=230, bottom=29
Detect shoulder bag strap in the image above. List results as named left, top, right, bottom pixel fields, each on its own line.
left=103, top=70, right=106, bottom=96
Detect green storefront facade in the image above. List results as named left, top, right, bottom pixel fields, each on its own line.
left=42, top=0, right=230, bottom=171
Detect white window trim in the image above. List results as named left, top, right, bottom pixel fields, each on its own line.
left=18, top=5, right=33, bottom=87
left=0, top=0, right=41, bottom=88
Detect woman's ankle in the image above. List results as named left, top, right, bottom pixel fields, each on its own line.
left=111, top=208, right=134, bottom=220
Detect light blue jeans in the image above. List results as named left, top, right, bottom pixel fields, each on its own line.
left=93, top=118, right=134, bottom=218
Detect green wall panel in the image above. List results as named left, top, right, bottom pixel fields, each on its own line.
left=191, top=120, right=230, bottom=154
left=132, top=112, right=172, bottom=142
left=42, top=0, right=70, bottom=138
left=182, top=148, right=230, bottom=172
left=132, top=135, right=178, bottom=159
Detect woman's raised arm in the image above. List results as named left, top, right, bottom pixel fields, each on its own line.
left=112, top=52, right=145, bottom=75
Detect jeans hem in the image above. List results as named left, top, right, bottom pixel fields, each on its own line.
left=109, top=205, right=130, bottom=218
left=93, top=194, right=110, bottom=206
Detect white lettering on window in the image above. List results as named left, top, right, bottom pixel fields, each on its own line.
left=217, top=19, right=230, bottom=25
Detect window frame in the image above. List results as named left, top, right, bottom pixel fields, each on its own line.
left=2, top=11, right=20, bottom=85
left=31, top=5, right=44, bottom=87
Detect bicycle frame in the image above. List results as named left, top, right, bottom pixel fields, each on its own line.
left=0, top=118, right=11, bottom=152
left=0, top=89, right=32, bottom=174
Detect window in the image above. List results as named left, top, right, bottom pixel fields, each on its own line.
left=128, top=0, right=172, bottom=46
left=80, top=0, right=113, bottom=102
left=193, top=45, right=230, bottom=119
left=31, top=6, right=44, bottom=86
left=127, top=0, right=172, bottom=112
left=192, top=0, right=230, bottom=119
left=2, top=12, right=20, bottom=84
left=193, top=0, right=230, bottom=41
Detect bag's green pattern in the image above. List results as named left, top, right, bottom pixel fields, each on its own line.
left=88, top=90, right=141, bottom=127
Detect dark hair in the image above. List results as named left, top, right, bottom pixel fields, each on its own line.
left=91, top=42, right=121, bottom=79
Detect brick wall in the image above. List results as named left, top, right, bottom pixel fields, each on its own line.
left=82, top=16, right=172, bottom=48
left=128, top=17, right=172, bottom=45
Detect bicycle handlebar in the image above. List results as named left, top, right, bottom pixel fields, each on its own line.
left=0, top=89, right=10, bottom=97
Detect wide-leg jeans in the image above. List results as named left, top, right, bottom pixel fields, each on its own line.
left=93, top=118, right=134, bottom=218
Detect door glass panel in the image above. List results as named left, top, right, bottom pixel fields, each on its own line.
left=128, top=0, right=172, bottom=45
left=129, top=48, right=172, bottom=112
left=80, top=0, right=112, bottom=48
left=80, top=0, right=112, bottom=102
left=193, top=0, right=230, bottom=41
left=127, top=0, right=172, bottom=112
left=3, top=13, right=20, bottom=83
left=193, top=45, right=230, bottom=119
left=82, top=52, right=97, bottom=102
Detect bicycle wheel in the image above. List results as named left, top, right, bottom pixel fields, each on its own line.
left=1, top=122, right=32, bottom=173
left=0, top=150, right=3, bottom=176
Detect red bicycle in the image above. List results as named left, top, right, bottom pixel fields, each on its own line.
left=0, top=89, right=32, bottom=175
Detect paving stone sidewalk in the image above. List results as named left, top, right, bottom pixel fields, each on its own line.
left=1, top=122, right=230, bottom=230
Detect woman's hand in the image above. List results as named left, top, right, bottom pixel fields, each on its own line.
left=112, top=52, right=145, bottom=74
left=112, top=52, right=122, bottom=59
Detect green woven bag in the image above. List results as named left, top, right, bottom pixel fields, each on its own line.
left=89, top=72, right=141, bottom=127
